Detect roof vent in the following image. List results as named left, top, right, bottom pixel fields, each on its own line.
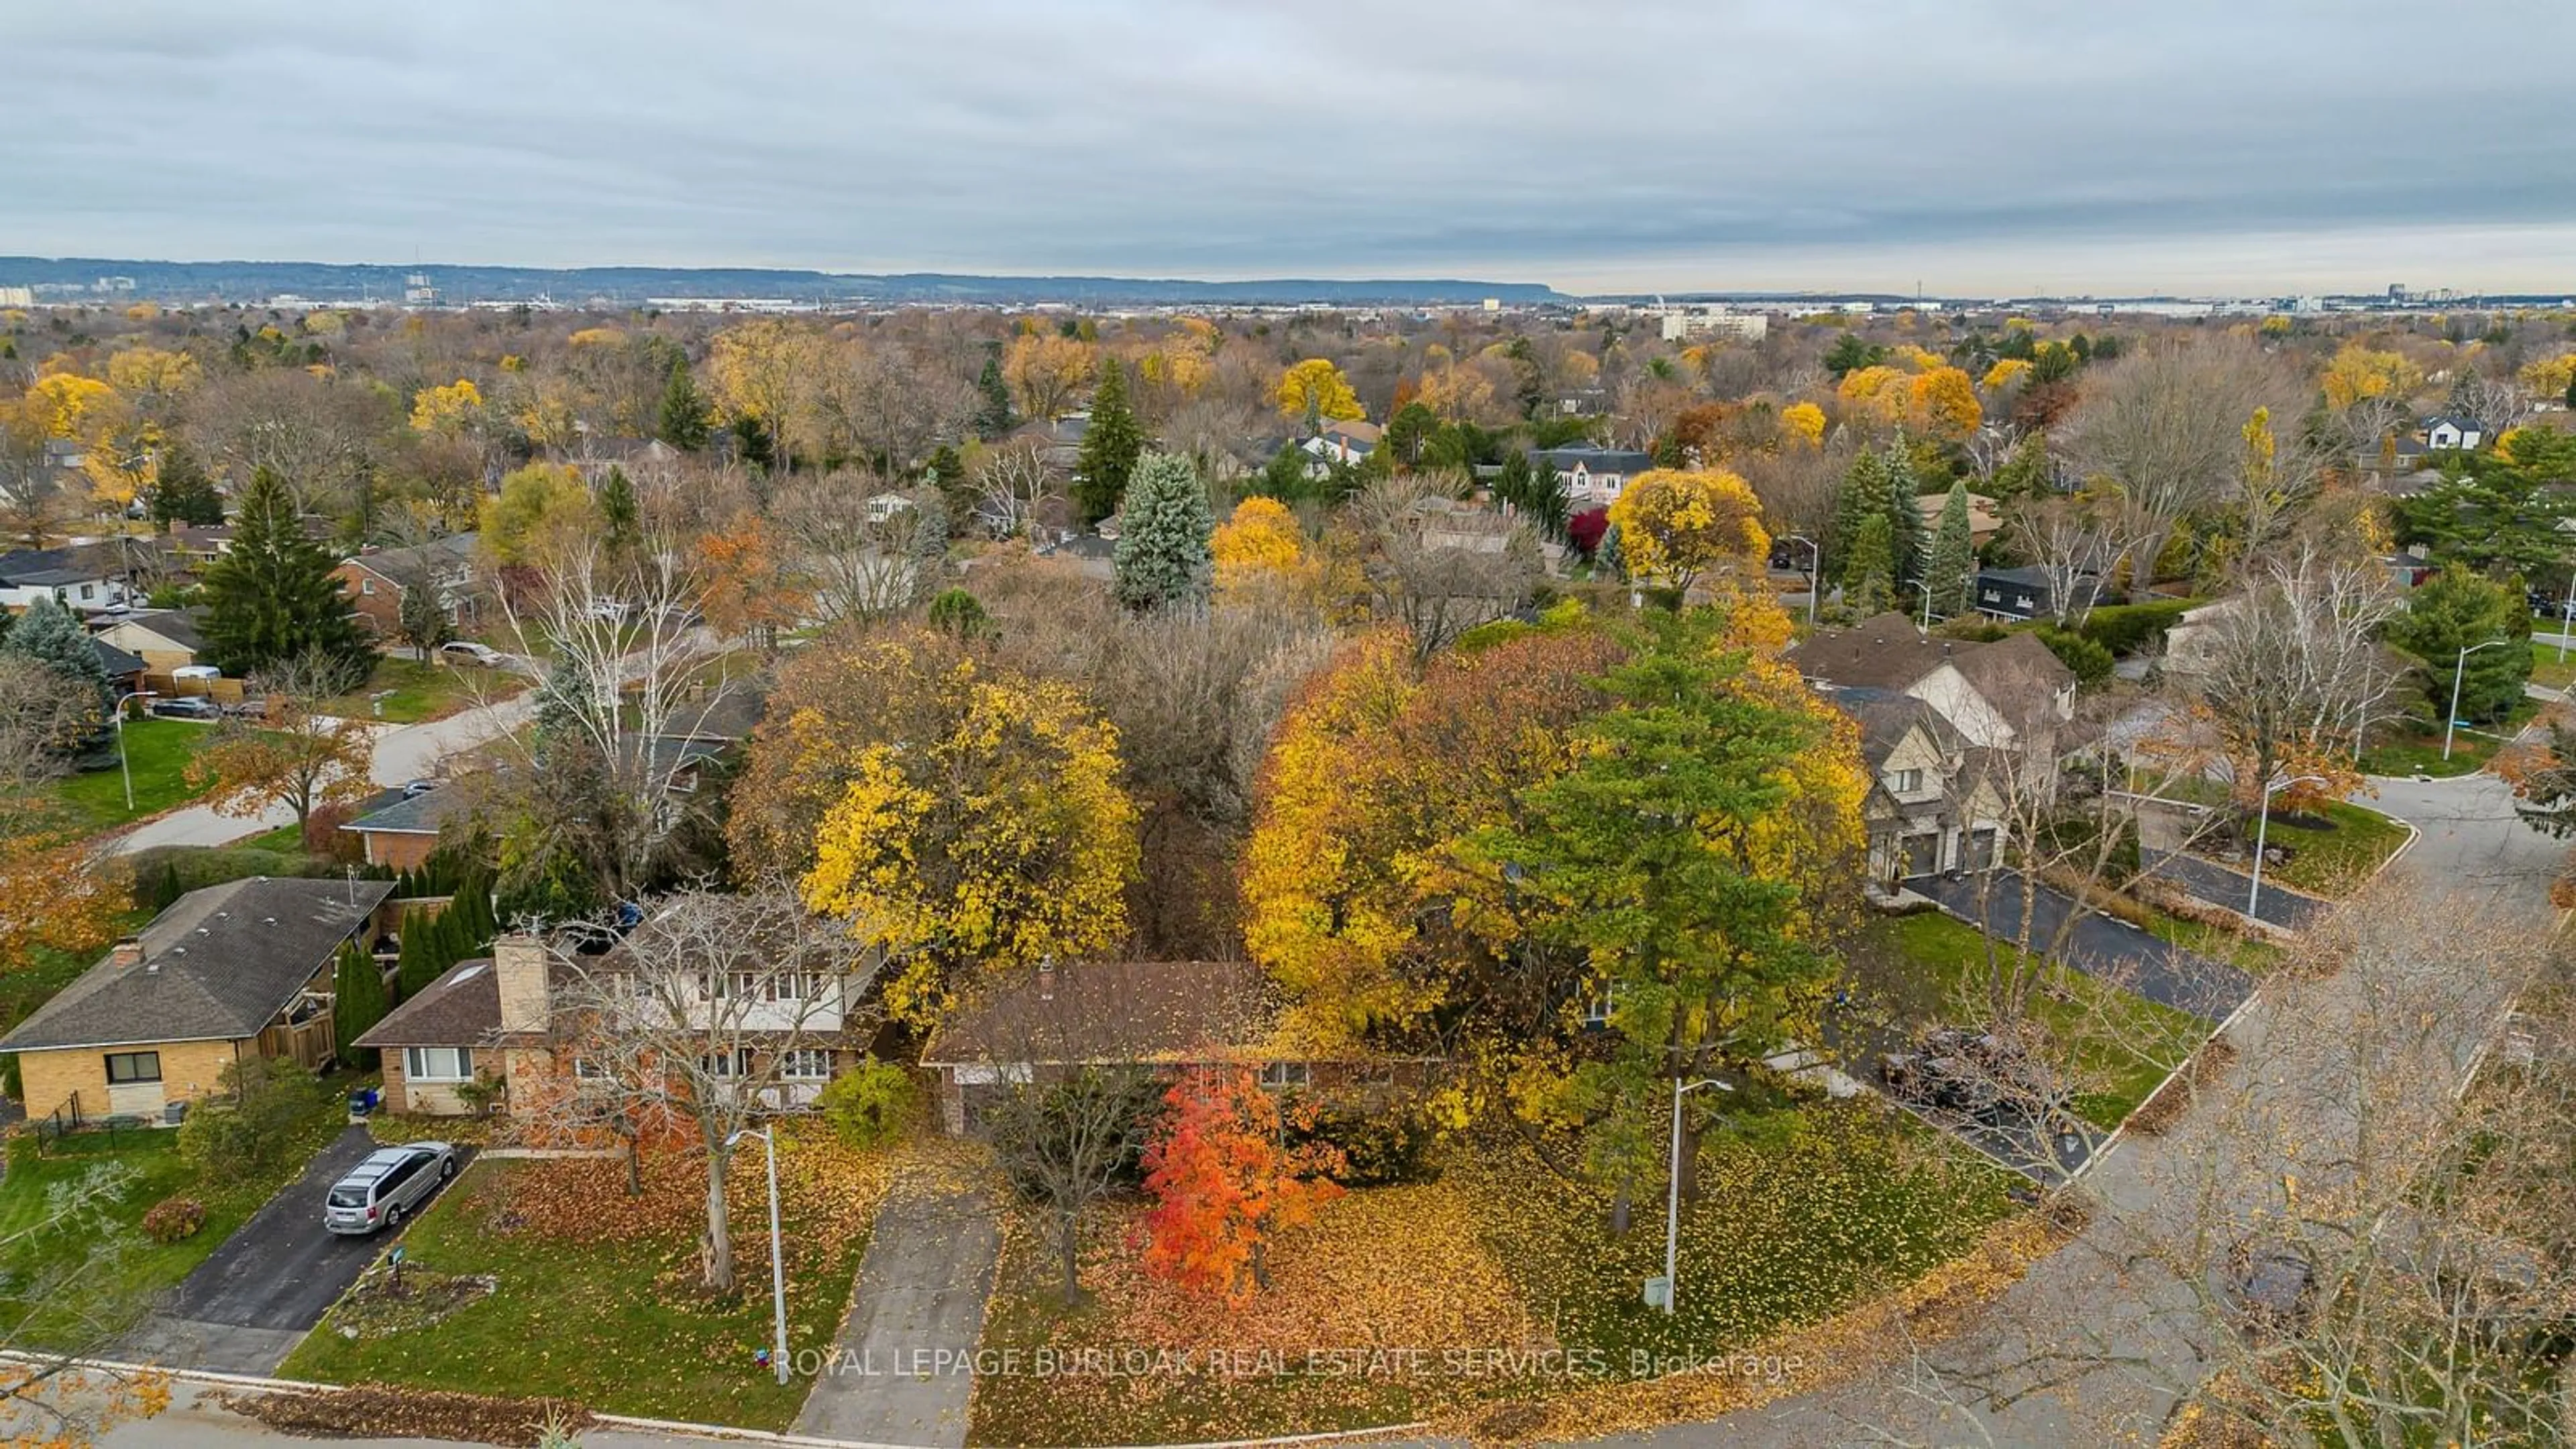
left=263, top=917, right=278, bottom=926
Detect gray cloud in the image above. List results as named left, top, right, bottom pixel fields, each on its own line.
left=7, top=0, right=2574, bottom=294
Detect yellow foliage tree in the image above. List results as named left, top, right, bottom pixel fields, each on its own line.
left=2321, top=343, right=2424, bottom=409
left=1273, top=359, right=1365, bottom=431
left=1981, top=358, right=2033, bottom=392
left=1603, top=468, right=1768, bottom=594
left=1210, top=496, right=1312, bottom=598
left=23, top=373, right=117, bottom=442
left=799, top=654, right=1138, bottom=1024
left=1004, top=333, right=1095, bottom=421
left=1835, top=364, right=1909, bottom=429
left=710, top=319, right=822, bottom=467
left=409, top=378, right=486, bottom=436
left=104, top=347, right=200, bottom=405
left=2518, top=352, right=2576, bottom=401
left=1906, top=365, right=1984, bottom=441
left=1415, top=364, right=1497, bottom=423
left=568, top=326, right=628, bottom=348
left=1781, top=401, right=1827, bottom=448
left=477, top=462, right=596, bottom=566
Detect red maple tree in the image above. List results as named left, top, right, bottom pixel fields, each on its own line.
left=1134, top=1067, right=1344, bottom=1303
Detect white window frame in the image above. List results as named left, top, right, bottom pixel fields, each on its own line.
left=779, top=1048, right=833, bottom=1081
left=700, top=1047, right=751, bottom=1079
left=1259, top=1061, right=1311, bottom=1089
left=405, top=1046, right=474, bottom=1083
left=1892, top=767, right=1925, bottom=794
left=572, top=1055, right=609, bottom=1080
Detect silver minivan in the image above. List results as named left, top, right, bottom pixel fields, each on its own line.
left=323, top=1142, right=457, bottom=1235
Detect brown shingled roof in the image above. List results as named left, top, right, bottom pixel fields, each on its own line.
left=922, top=960, right=1279, bottom=1067
left=354, top=957, right=500, bottom=1049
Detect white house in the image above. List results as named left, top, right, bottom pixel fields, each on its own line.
left=1529, top=447, right=1655, bottom=509
left=2423, top=414, right=2485, bottom=451
left=1833, top=687, right=2008, bottom=885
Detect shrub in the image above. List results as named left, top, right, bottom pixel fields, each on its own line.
left=127, top=845, right=334, bottom=896
left=814, top=1060, right=918, bottom=1150
left=1297, top=1099, right=1439, bottom=1187
left=141, top=1195, right=208, bottom=1244
left=2075, top=598, right=2194, bottom=656
left=178, top=1056, right=323, bottom=1175
left=2034, top=627, right=2116, bottom=684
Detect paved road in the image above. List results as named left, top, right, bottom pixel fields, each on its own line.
left=119, top=1128, right=462, bottom=1375
left=107, top=694, right=535, bottom=855
left=1919, top=871, right=2253, bottom=1021
left=2143, top=849, right=2328, bottom=932
left=796, top=1188, right=999, bottom=1448
left=1591, top=771, right=2562, bottom=1448
left=16, top=1379, right=749, bottom=1448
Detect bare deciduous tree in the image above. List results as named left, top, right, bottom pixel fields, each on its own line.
left=2182, top=539, right=2405, bottom=807
left=772, top=473, right=937, bottom=624
left=1346, top=474, right=1538, bottom=659
left=967, top=437, right=1063, bottom=541
left=537, top=891, right=880, bottom=1294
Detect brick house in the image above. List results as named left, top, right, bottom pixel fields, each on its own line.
left=333, top=534, right=480, bottom=637
left=1, top=877, right=396, bottom=1126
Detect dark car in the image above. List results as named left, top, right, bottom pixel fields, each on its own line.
left=148, top=697, right=221, bottom=721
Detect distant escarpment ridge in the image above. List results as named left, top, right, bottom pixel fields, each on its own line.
left=0, top=258, right=1569, bottom=307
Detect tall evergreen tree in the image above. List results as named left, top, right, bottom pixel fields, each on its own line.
left=1597, top=521, right=1627, bottom=582
left=199, top=466, right=373, bottom=678
left=148, top=443, right=225, bottom=528
left=657, top=363, right=712, bottom=450
left=1841, top=513, right=1896, bottom=616
left=1827, top=449, right=1889, bottom=579
left=2386, top=564, right=2533, bottom=725
left=906, top=490, right=952, bottom=608
left=598, top=464, right=641, bottom=560
left=1111, top=453, right=1214, bottom=611
left=975, top=348, right=1016, bottom=437
left=1882, top=439, right=1927, bottom=590
left=1073, top=358, right=1144, bottom=525
left=1250, top=441, right=1311, bottom=502
left=333, top=940, right=388, bottom=1069
left=1927, top=481, right=1976, bottom=619
left=3, top=594, right=112, bottom=718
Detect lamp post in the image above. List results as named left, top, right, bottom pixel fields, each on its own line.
left=1911, top=579, right=1934, bottom=635
left=2247, top=773, right=2326, bottom=919
left=2443, top=638, right=2513, bottom=762
left=727, top=1127, right=790, bottom=1387
left=111, top=688, right=152, bottom=813
left=1650, top=1075, right=1734, bottom=1315
left=1785, top=533, right=1821, bottom=627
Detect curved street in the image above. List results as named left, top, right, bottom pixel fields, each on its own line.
left=1592, top=769, right=2564, bottom=1448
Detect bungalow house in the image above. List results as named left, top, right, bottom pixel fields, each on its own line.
left=1, top=876, right=396, bottom=1127
left=0, top=546, right=129, bottom=614
left=1300, top=420, right=1383, bottom=473
left=333, top=533, right=481, bottom=636
left=1830, top=687, right=2008, bottom=885
left=1529, top=447, right=1654, bottom=510
left=93, top=608, right=210, bottom=675
left=2423, top=413, right=2485, bottom=452
left=339, top=784, right=479, bottom=871
left=921, top=959, right=1380, bottom=1134
left=91, top=638, right=147, bottom=697
left=1787, top=612, right=2076, bottom=756
left=356, top=928, right=869, bottom=1118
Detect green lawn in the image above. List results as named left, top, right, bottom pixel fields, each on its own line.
left=2359, top=699, right=2540, bottom=778
left=0, top=1087, right=344, bottom=1351
left=2222, top=799, right=2408, bottom=898
left=280, top=1152, right=873, bottom=1432
left=49, top=718, right=218, bottom=831
left=322, top=655, right=518, bottom=725
left=2528, top=654, right=2576, bottom=694
left=1872, top=914, right=2203, bottom=1128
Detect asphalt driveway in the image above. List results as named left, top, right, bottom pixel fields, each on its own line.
left=1921, top=871, right=2254, bottom=1022
left=119, top=1126, right=466, bottom=1374
left=2145, top=849, right=2328, bottom=932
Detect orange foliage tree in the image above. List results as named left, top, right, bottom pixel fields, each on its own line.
left=1134, top=1067, right=1344, bottom=1303
left=697, top=511, right=812, bottom=651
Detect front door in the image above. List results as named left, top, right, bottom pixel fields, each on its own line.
left=1900, top=833, right=1940, bottom=879
left=1966, top=828, right=1998, bottom=871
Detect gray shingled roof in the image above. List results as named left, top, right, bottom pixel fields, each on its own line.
left=354, top=957, right=500, bottom=1049
left=0, top=877, right=394, bottom=1052
left=343, top=786, right=476, bottom=837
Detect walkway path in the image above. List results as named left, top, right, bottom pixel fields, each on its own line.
left=107, top=694, right=535, bottom=855
left=1919, top=871, right=2252, bottom=1020
left=2142, top=849, right=2328, bottom=932
left=794, top=1187, right=1000, bottom=1448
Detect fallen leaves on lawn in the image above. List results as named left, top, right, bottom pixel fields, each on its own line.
left=221, top=1385, right=590, bottom=1446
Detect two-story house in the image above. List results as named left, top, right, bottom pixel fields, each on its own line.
left=1529, top=447, right=1654, bottom=510
left=1831, top=687, right=2008, bottom=886
left=333, top=534, right=481, bottom=636
left=1788, top=612, right=2077, bottom=757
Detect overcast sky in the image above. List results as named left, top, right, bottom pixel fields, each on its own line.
left=10, top=1, right=2575, bottom=296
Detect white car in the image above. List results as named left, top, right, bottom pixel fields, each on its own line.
left=437, top=641, right=504, bottom=666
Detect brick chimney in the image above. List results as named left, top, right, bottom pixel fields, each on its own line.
left=109, top=936, right=144, bottom=968
left=1036, top=955, right=1057, bottom=1002
left=494, top=934, right=551, bottom=1034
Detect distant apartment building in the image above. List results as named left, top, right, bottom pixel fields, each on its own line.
left=0, top=286, right=33, bottom=309
left=1656, top=307, right=1770, bottom=343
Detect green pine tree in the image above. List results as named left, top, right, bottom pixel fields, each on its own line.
left=148, top=443, right=225, bottom=527
left=598, top=465, right=640, bottom=559
left=3, top=594, right=113, bottom=722
left=1882, top=440, right=1927, bottom=589
left=1073, top=358, right=1144, bottom=525
left=333, top=940, right=388, bottom=1069
left=975, top=349, right=1016, bottom=437
left=2387, top=564, right=2533, bottom=725
left=1597, top=521, right=1626, bottom=582
left=657, top=363, right=712, bottom=450
left=1841, top=513, right=1896, bottom=617
left=199, top=466, right=374, bottom=678
left=1827, top=449, right=1889, bottom=579
left=1250, top=440, right=1311, bottom=502
left=1110, top=452, right=1214, bottom=611
left=906, top=490, right=951, bottom=608
left=1988, top=431, right=2053, bottom=499
left=1927, top=481, right=1976, bottom=619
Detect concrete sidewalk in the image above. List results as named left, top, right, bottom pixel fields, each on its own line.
left=794, top=1189, right=1000, bottom=1448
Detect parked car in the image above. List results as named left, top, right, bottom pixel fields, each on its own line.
left=148, top=697, right=221, bottom=721
left=438, top=640, right=504, bottom=666
left=323, top=1142, right=458, bottom=1235
left=400, top=777, right=443, bottom=799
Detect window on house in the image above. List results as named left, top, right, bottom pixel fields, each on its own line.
left=1582, top=984, right=1618, bottom=1028
left=706, top=971, right=731, bottom=999
left=779, top=1049, right=833, bottom=1081
left=730, top=971, right=763, bottom=1000
left=405, top=1047, right=473, bottom=1082
left=768, top=973, right=824, bottom=1002
left=701, top=1048, right=751, bottom=1079
left=572, top=1055, right=608, bottom=1080
left=105, top=1051, right=161, bottom=1084
left=360, top=578, right=375, bottom=596
left=1259, top=1061, right=1311, bottom=1089
left=1892, top=768, right=1925, bottom=794
left=1980, top=588, right=2001, bottom=602
left=78, top=584, right=96, bottom=600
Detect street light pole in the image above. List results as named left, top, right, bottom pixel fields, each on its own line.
left=1786, top=533, right=1821, bottom=628
left=2247, top=773, right=2326, bottom=919
left=1656, top=1075, right=1733, bottom=1316
left=2443, top=639, right=2512, bottom=762
left=111, top=689, right=143, bottom=812
left=729, top=1128, right=790, bottom=1386
left=1911, top=580, right=1934, bottom=635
